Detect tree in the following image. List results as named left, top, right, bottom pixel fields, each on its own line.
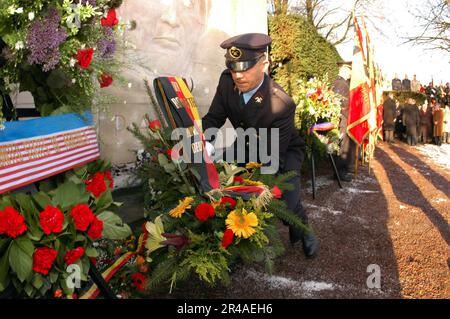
left=405, top=0, right=450, bottom=53
left=269, top=0, right=389, bottom=46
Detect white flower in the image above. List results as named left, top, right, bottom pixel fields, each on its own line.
left=72, top=78, right=76, bottom=84
left=127, top=82, right=132, bottom=88
left=308, top=105, right=316, bottom=115
left=7, top=5, right=16, bottom=15
left=15, top=41, right=24, bottom=50
left=69, top=58, right=77, bottom=67
left=15, top=7, right=23, bottom=14
left=28, top=12, right=35, bottom=21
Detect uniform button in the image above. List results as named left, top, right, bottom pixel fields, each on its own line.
left=240, top=122, right=244, bottom=126
left=246, top=142, right=249, bottom=146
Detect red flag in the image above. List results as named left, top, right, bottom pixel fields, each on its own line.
left=347, top=17, right=371, bottom=145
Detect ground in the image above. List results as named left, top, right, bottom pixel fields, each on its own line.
left=118, top=142, right=450, bottom=299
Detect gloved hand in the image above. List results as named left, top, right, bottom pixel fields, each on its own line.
left=205, top=141, right=215, bottom=157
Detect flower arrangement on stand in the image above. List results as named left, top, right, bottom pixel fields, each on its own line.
left=292, top=77, right=342, bottom=157
left=0, top=159, right=131, bottom=298
left=128, top=112, right=310, bottom=293
left=0, top=0, right=124, bottom=124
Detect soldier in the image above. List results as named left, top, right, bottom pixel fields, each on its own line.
left=402, top=74, right=411, bottom=91
left=202, top=33, right=318, bottom=258
left=332, top=61, right=356, bottom=182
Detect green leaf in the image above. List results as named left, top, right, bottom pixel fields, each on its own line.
left=85, top=247, right=98, bottom=258
left=0, top=238, right=11, bottom=255
left=95, top=190, right=113, bottom=211
left=53, top=181, right=89, bottom=210
left=31, top=192, right=53, bottom=210
left=158, top=153, right=169, bottom=166
left=97, top=211, right=132, bottom=240
left=49, top=270, right=59, bottom=284
left=73, top=165, right=88, bottom=177
left=0, top=196, right=13, bottom=210
left=31, top=273, right=44, bottom=290
left=0, top=243, right=11, bottom=291
left=14, top=193, right=38, bottom=221
left=24, top=282, right=35, bottom=297
left=9, top=237, right=34, bottom=282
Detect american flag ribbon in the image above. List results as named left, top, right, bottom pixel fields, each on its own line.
left=0, top=112, right=100, bottom=194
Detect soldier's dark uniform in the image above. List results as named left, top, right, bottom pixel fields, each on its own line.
left=202, top=33, right=318, bottom=257
left=332, top=66, right=356, bottom=182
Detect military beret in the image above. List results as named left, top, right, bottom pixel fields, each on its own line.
left=220, top=33, right=272, bottom=72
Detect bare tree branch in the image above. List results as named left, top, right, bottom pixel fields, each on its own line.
left=404, top=0, right=450, bottom=54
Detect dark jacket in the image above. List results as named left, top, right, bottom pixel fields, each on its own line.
left=332, top=75, right=350, bottom=133
left=392, top=78, right=402, bottom=91
left=402, top=79, right=411, bottom=91
left=402, top=103, right=420, bottom=136
left=202, top=70, right=305, bottom=172
left=382, top=97, right=397, bottom=131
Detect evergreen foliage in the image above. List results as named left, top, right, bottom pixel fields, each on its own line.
left=269, top=13, right=342, bottom=96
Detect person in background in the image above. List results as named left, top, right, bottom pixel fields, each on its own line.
left=432, top=102, right=444, bottom=146
left=411, top=74, right=421, bottom=93
left=382, top=92, right=397, bottom=143
left=419, top=100, right=432, bottom=144
left=443, top=104, right=450, bottom=144
left=392, top=74, right=402, bottom=91
left=402, top=98, right=420, bottom=146
left=425, top=82, right=437, bottom=101
left=402, top=74, right=411, bottom=91
left=331, top=61, right=355, bottom=182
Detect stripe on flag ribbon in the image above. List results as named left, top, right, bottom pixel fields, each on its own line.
left=0, top=112, right=100, bottom=193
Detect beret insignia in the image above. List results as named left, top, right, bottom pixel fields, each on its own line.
left=229, top=46, right=242, bottom=60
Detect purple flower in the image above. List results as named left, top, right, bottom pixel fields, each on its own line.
left=26, top=8, right=67, bottom=72
left=97, top=27, right=116, bottom=58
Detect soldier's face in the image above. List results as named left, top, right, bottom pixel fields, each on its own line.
left=230, top=57, right=267, bottom=93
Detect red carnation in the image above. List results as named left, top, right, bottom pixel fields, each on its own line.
left=131, top=272, right=147, bottom=292
left=0, top=206, right=27, bottom=238
left=99, top=73, right=113, bottom=88
left=101, top=8, right=119, bottom=27
left=39, top=205, right=64, bottom=235
left=194, top=203, right=215, bottom=222
left=87, top=217, right=103, bottom=240
left=76, top=48, right=94, bottom=69
left=233, top=176, right=244, bottom=184
left=103, top=171, right=113, bottom=189
left=271, top=185, right=283, bottom=199
left=85, top=172, right=108, bottom=198
left=220, top=197, right=236, bottom=210
left=33, top=247, right=58, bottom=275
left=70, top=204, right=95, bottom=231
left=148, top=119, right=161, bottom=131
left=221, top=229, right=234, bottom=249
left=64, top=247, right=85, bottom=265
left=167, top=148, right=181, bottom=161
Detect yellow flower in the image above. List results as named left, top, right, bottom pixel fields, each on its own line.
left=169, top=197, right=194, bottom=218
left=225, top=208, right=258, bottom=239
left=242, top=178, right=264, bottom=186
left=245, top=162, right=263, bottom=170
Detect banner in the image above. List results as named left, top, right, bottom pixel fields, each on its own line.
left=153, top=77, right=220, bottom=192
left=347, top=17, right=371, bottom=145
left=0, top=112, right=100, bottom=194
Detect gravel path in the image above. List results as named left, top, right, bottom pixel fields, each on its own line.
left=149, top=141, right=450, bottom=299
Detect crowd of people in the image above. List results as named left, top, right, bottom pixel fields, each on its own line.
left=382, top=75, right=450, bottom=146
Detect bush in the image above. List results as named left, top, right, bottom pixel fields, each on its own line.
left=269, top=13, right=342, bottom=96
